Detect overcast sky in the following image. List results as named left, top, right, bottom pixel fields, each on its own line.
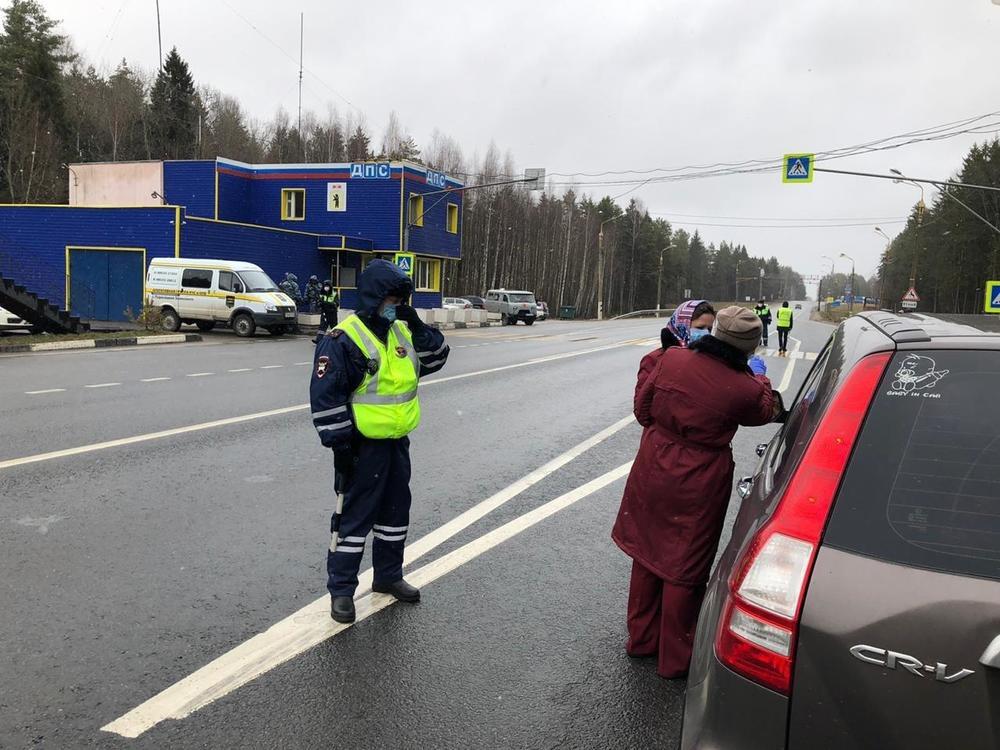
left=24, top=0, right=1000, bottom=286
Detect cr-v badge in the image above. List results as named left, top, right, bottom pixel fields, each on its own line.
left=850, top=644, right=975, bottom=683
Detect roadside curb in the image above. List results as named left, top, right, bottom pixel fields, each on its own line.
left=0, top=333, right=202, bottom=354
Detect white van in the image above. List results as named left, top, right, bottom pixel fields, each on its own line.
left=146, top=258, right=297, bottom=337
left=484, top=289, right=538, bottom=325
left=0, top=305, right=31, bottom=332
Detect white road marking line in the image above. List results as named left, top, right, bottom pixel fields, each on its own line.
left=805, top=352, right=819, bottom=361
left=0, top=405, right=307, bottom=472
left=766, top=348, right=777, bottom=357
left=227, top=368, right=253, bottom=373
left=293, top=361, right=310, bottom=366
left=101, top=459, right=633, bottom=738
left=84, top=382, right=121, bottom=389
left=186, top=372, right=214, bottom=378
left=25, top=388, right=66, bottom=395
left=777, top=337, right=802, bottom=393
left=0, top=341, right=636, bottom=472
left=260, top=365, right=283, bottom=369
left=140, top=377, right=171, bottom=383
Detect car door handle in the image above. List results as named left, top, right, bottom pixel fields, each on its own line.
left=737, top=476, right=754, bottom=500
left=755, top=443, right=769, bottom=457
left=979, top=635, right=1000, bottom=668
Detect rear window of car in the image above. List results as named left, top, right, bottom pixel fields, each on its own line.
left=825, top=349, right=1000, bottom=582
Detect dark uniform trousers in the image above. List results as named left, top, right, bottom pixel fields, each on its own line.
left=328, top=436, right=412, bottom=598
left=319, top=303, right=339, bottom=331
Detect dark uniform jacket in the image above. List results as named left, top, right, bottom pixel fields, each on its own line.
left=309, top=261, right=449, bottom=450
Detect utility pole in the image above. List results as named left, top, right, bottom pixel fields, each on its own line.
left=298, top=12, right=305, bottom=162
left=597, top=215, right=623, bottom=320
left=657, top=244, right=674, bottom=311
left=735, top=259, right=740, bottom=303
left=758, top=267, right=764, bottom=300
left=841, top=253, right=856, bottom=312
left=155, top=0, right=163, bottom=70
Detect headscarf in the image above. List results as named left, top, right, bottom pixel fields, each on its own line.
left=664, top=299, right=708, bottom=348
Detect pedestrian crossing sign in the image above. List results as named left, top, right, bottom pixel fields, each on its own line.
left=984, top=280, right=1000, bottom=313
left=783, top=153, right=814, bottom=183
left=394, top=252, right=415, bottom=277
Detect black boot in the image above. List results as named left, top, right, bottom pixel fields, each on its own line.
left=331, top=595, right=356, bottom=623
left=372, top=579, right=420, bottom=603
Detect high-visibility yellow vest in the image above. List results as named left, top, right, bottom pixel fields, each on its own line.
left=754, top=306, right=769, bottom=319
left=321, top=290, right=339, bottom=305
left=776, top=307, right=793, bottom=328
left=337, top=314, right=420, bottom=439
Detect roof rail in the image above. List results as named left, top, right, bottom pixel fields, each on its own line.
left=858, top=311, right=932, bottom=343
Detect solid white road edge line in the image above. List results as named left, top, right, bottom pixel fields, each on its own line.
left=25, top=388, right=66, bottom=395
left=777, top=337, right=802, bottom=394
left=101, top=459, right=634, bottom=738
left=84, top=383, right=121, bottom=389
left=0, top=340, right=635, bottom=472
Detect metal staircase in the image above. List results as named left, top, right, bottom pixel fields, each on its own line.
left=0, top=272, right=90, bottom=334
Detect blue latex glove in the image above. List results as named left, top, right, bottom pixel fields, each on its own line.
left=749, top=355, right=767, bottom=376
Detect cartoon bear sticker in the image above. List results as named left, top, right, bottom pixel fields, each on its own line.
left=891, top=354, right=949, bottom=392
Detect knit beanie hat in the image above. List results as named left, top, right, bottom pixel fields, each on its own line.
left=712, top=306, right=761, bottom=355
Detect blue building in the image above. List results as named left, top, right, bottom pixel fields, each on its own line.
left=0, top=157, right=463, bottom=321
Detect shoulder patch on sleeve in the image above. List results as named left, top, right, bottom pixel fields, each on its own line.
left=316, top=355, right=330, bottom=378
left=327, top=329, right=343, bottom=338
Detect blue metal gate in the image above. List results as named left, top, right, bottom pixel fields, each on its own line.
left=69, top=248, right=145, bottom=322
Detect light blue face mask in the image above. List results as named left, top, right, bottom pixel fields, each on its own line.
left=688, top=327, right=710, bottom=343
left=380, top=304, right=398, bottom=322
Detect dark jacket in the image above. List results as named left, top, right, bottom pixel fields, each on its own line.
left=309, top=260, right=449, bottom=449
left=613, top=335, right=777, bottom=585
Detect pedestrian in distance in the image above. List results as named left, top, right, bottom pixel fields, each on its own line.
left=775, top=300, right=793, bottom=355
left=613, top=306, right=782, bottom=679
left=636, top=300, right=715, bottom=414
left=753, top=299, right=772, bottom=347
left=305, top=275, right=322, bottom=312
left=310, top=259, right=450, bottom=624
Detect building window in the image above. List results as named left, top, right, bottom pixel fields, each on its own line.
left=408, top=193, right=424, bottom=227
left=281, top=188, right=305, bottom=221
left=415, top=258, right=439, bottom=291
left=447, top=203, right=458, bottom=234
left=181, top=268, right=213, bottom=289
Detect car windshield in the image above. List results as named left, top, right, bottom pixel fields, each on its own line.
left=239, top=270, right=279, bottom=292
left=508, top=294, right=535, bottom=303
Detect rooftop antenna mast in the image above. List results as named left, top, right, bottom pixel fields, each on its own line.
left=155, top=0, right=163, bottom=69
left=298, top=12, right=305, bottom=161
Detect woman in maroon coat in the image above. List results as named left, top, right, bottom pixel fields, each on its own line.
left=613, top=306, right=778, bottom=678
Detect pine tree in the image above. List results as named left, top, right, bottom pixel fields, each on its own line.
left=148, top=47, right=197, bottom=160
left=346, top=125, right=371, bottom=161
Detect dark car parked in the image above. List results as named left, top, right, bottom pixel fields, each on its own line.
left=463, top=295, right=486, bottom=310
left=682, top=311, right=1000, bottom=750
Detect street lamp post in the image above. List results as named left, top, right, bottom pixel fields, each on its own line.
left=840, top=252, right=856, bottom=312
left=597, top=214, right=623, bottom=321
left=657, top=243, right=675, bottom=312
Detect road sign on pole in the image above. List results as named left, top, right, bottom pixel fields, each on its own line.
left=782, top=153, right=814, bottom=183
left=985, top=280, right=1000, bottom=313
left=901, top=286, right=920, bottom=311
left=394, top=252, right=415, bottom=277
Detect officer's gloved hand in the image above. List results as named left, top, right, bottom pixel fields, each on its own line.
left=749, top=355, right=767, bottom=376
left=334, top=449, right=355, bottom=493
left=395, top=304, right=424, bottom=329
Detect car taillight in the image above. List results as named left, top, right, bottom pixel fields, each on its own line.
left=715, top=352, right=890, bottom=695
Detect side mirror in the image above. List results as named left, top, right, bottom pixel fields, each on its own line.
left=755, top=443, right=769, bottom=457
left=737, top=476, right=755, bottom=500
left=771, top=391, right=789, bottom=424
left=233, top=283, right=244, bottom=294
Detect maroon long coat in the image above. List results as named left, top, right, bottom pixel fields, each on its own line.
left=613, top=344, right=776, bottom=586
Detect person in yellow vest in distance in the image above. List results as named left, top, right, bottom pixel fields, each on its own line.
left=310, top=259, right=450, bottom=624
left=775, top=300, right=794, bottom=356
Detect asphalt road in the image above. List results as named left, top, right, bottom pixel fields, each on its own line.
left=0, top=307, right=832, bottom=749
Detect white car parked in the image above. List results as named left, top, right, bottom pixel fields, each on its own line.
left=0, top=305, right=31, bottom=332
left=442, top=297, right=472, bottom=310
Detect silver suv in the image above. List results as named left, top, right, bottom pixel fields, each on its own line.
left=683, top=311, right=1000, bottom=750
left=485, top=289, right=538, bottom=326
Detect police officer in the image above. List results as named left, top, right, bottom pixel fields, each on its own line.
left=775, top=300, right=793, bottom=355
left=319, top=280, right=339, bottom=330
left=753, top=299, right=772, bottom=347
left=305, top=275, right=322, bottom=312
left=279, top=272, right=301, bottom=304
left=310, top=259, right=449, bottom=623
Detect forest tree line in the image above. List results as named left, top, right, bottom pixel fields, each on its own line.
left=1, top=0, right=806, bottom=316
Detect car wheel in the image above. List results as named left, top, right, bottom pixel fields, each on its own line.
left=233, top=313, right=256, bottom=338
left=195, top=321, right=216, bottom=332
left=501, top=313, right=509, bottom=325
left=161, top=308, right=181, bottom=332
left=525, top=318, right=534, bottom=326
